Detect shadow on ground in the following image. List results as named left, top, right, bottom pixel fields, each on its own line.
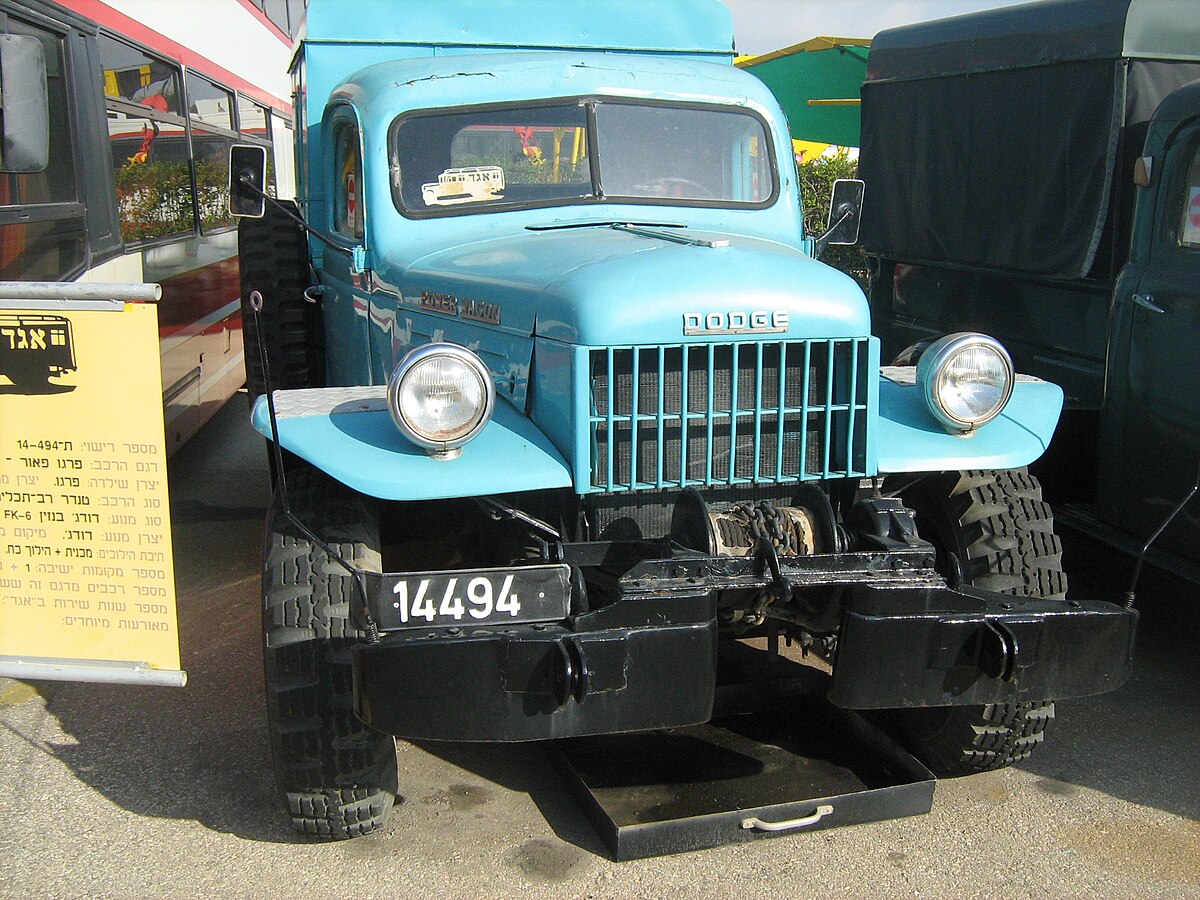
left=1019, top=528, right=1200, bottom=820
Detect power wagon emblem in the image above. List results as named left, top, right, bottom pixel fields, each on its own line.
left=682, top=310, right=789, bottom=335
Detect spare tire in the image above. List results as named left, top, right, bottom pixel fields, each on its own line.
left=238, top=199, right=323, bottom=403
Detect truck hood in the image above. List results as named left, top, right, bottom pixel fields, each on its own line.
left=379, top=226, right=869, bottom=345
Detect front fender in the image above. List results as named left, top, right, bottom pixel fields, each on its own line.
left=251, top=388, right=572, bottom=501
left=874, top=369, right=1064, bottom=474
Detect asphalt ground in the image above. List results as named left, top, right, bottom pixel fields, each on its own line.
left=2, top=396, right=1198, bottom=899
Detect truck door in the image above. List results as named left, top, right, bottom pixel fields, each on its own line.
left=321, top=112, right=373, bottom=385
left=1110, top=121, right=1200, bottom=562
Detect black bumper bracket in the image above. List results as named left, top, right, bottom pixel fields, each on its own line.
left=828, top=585, right=1137, bottom=709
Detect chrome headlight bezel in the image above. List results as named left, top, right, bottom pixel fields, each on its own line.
left=386, top=343, right=495, bottom=455
left=916, top=332, right=1014, bottom=433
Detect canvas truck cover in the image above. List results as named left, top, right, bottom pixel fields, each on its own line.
left=859, top=0, right=1200, bottom=280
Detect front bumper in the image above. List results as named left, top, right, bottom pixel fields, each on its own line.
left=351, top=557, right=1137, bottom=741
left=828, top=585, right=1137, bottom=709
left=354, top=594, right=716, bottom=741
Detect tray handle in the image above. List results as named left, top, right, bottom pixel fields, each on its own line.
left=741, top=804, right=834, bottom=833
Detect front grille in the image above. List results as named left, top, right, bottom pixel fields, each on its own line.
left=587, top=339, right=871, bottom=492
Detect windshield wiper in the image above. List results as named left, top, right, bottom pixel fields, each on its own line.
left=611, top=223, right=730, bottom=248
left=525, top=220, right=686, bottom=232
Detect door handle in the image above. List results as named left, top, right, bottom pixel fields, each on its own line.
left=1132, top=293, right=1165, bottom=314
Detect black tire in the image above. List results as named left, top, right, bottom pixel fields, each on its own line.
left=238, top=199, right=322, bottom=404
left=893, top=468, right=1066, bottom=775
left=263, top=467, right=398, bottom=839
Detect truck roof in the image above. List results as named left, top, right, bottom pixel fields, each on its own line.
left=300, top=0, right=734, bottom=61
left=868, top=0, right=1200, bottom=83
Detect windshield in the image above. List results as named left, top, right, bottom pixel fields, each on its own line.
left=390, top=99, right=776, bottom=216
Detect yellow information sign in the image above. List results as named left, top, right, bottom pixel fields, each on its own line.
left=0, top=299, right=185, bottom=686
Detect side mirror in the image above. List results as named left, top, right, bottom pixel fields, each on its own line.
left=228, top=143, right=267, bottom=217
left=0, top=34, right=49, bottom=174
left=823, top=178, right=865, bottom=246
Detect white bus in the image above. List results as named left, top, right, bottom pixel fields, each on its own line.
left=0, top=0, right=296, bottom=451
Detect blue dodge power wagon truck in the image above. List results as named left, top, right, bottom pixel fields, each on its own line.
left=230, top=0, right=1136, bottom=839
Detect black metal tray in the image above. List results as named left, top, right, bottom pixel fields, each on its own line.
left=552, top=667, right=935, bottom=860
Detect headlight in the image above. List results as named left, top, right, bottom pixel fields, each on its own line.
left=387, top=343, right=495, bottom=456
left=916, top=333, right=1013, bottom=432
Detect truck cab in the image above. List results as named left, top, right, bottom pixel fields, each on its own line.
left=233, top=0, right=1136, bottom=840
left=1102, top=79, right=1200, bottom=565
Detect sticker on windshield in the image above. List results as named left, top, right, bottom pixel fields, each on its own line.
left=422, top=165, right=505, bottom=207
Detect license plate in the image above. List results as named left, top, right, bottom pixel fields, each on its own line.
left=372, top=564, right=571, bottom=630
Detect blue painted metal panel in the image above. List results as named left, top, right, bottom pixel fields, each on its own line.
left=299, top=3, right=736, bottom=145
left=303, top=0, right=734, bottom=58
left=251, top=393, right=572, bottom=501
left=876, top=377, right=1064, bottom=473
left=365, top=229, right=864, bottom=374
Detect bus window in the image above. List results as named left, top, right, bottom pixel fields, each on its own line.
left=186, top=73, right=238, bottom=233
left=186, top=71, right=234, bottom=131
left=237, top=96, right=270, bottom=140
left=107, top=109, right=195, bottom=243
left=238, top=96, right=276, bottom=195
left=0, top=16, right=86, bottom=280
left=192, top=127, right=235, bottom=232
left=98, top=33, right=182, bottom=114
left=100, top=35, right=195, bottom=245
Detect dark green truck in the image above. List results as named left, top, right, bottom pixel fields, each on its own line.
left=861, top=0, right=1200, bottom=576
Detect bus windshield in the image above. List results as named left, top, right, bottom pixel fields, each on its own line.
left=389, top=99, right=776, bottom=216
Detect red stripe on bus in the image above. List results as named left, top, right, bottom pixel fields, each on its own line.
left=63, top=0, right=293, bottom=115
left=157, top=255, right=241, bottom=337
left=232, top=0, right=292, bottom=46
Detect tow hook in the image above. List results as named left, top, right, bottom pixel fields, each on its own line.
left=981, top=618, right=1021, bottom=682
left=552, top=638, right=591, bottom=707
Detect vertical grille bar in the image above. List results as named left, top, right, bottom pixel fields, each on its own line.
left=629, top=347, right=640, bottom=488
left=605, top=346, right=615, bottom=491
left=705, top=344, right=715, bottom=485
left=752, top=342, right=764, bottom=481
left=846, top=337, right=860, bottom=475
left=823, top=339, right=835, bottom=475
left=655, top=345, right=666, bottom=488
left=775, top=341, right=786, bottom=481
left=799, top=341, right=811, bottom=479
left=680, top=343, right=690, bottom=486
left=728, top=344, right=739, bottom=483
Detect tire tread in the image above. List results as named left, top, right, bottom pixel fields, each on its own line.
left=262, top=469, right=397, bottom=840
left=896, top=468, right=1066, bottom=775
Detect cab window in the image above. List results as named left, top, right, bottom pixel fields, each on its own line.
left=1176, top=142, right=1200, bottom=250
left=333, top=123, right=363, bottom=240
